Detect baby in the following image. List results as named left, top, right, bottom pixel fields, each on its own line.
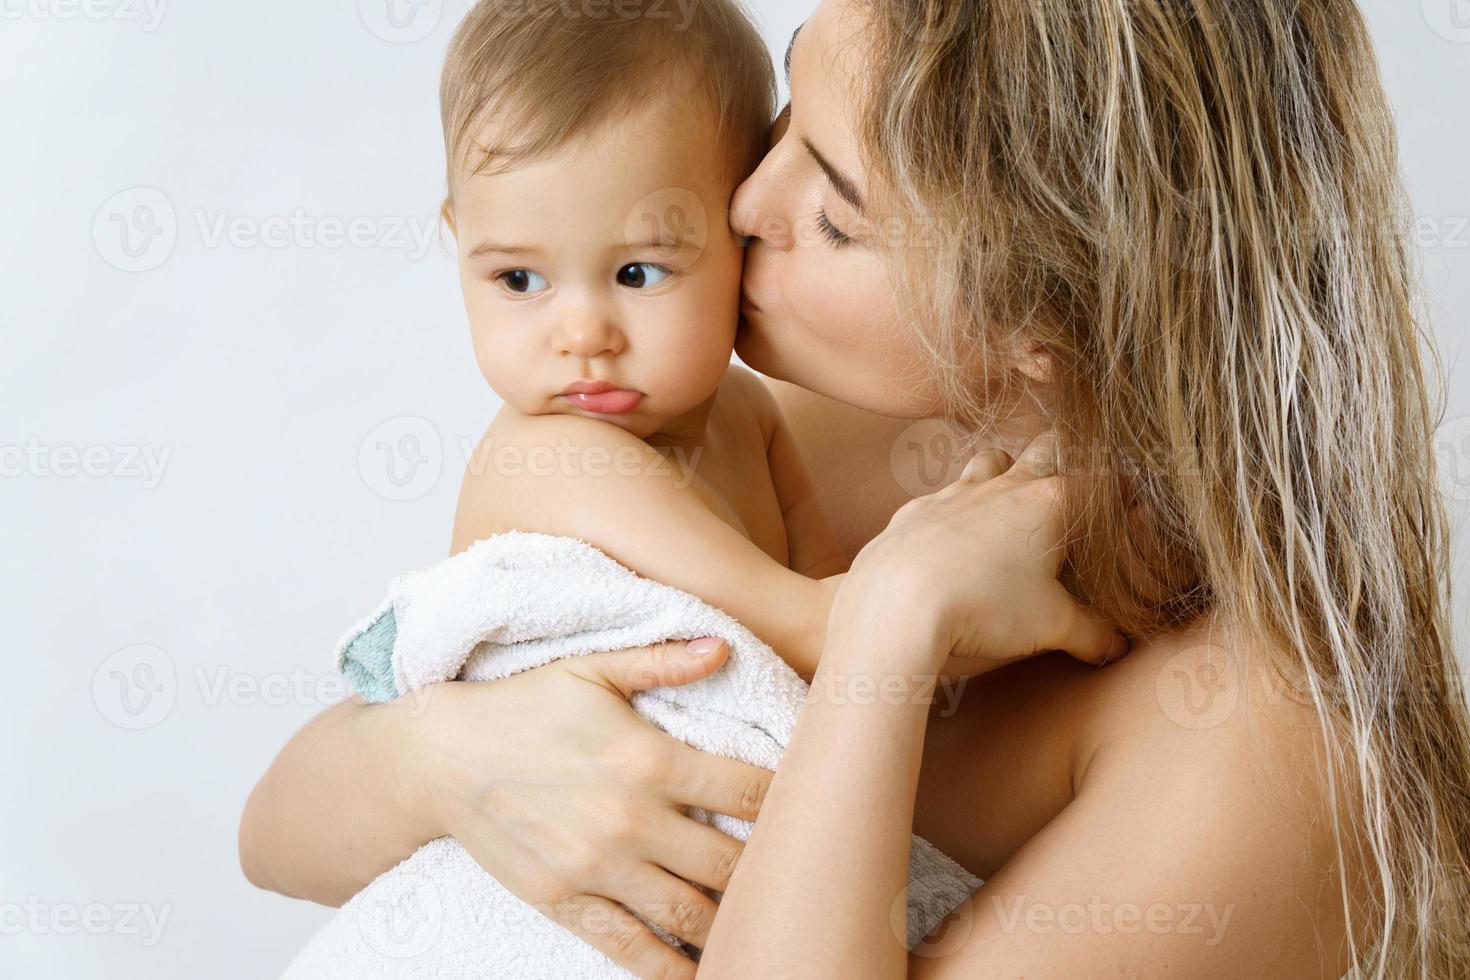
left=439, top=0, right=847, bottom=678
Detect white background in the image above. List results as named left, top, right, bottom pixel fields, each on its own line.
left=1, top=1, right=1466, bottom=976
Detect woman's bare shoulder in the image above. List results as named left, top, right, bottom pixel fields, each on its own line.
left=934, top=625, right=1362, bottom=976
left=1073, top=621, right=1335, bottom=786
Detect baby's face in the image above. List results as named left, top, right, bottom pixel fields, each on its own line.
left=452, top=98, right=744, bottom=439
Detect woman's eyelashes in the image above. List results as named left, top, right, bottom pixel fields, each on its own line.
left=493, top=263, right=674, bottom=295
left=814, top=207, right=853, bottom=249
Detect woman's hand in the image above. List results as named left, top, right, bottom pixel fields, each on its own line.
left=838, top=431, right=1128, bottom=675
left=409, top=638, right=767, bottom=979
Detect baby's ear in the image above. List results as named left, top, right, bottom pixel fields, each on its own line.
left=439, top=199, right=457, bottom=237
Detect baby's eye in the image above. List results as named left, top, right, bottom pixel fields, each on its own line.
left=616, top=263, right=671, bottom=290
left=498, top=269, right=549, bottom=294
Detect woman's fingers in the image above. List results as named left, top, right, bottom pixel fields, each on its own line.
left=1043, top=584, right=1130, bottom=666
left=666, top=740, right=771, bottom=822
left=548, top=893, right=695, bottom=980
left=958, top=447, right=1013, bottom=484
left=1013, top=430, right=1061, bottom=477
left=609, top=864, right=720, bottom=949
left=647, top=809, right=746, bottom=892
left=572, top=639, right=730, bottom=699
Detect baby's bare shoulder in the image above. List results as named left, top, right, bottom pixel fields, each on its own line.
left=451, top=409, right=679, bottom=552
left=716, top=362, right=780, bottom=442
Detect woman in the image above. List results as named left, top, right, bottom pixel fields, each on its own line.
left=241, top=0, right=1470, bottom=976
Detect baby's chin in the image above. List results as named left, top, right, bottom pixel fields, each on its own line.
left=527, top=398, right=662, bottom=438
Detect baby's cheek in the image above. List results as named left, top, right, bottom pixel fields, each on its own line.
left=471, top=324, right=539, bottom=409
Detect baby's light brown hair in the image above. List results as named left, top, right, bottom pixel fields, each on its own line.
left=440, top=0, right=775, bottom=207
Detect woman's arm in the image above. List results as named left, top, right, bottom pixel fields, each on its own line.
left=700, top=436, right=1346, bottom=978
left=700, top=592, right=947, bottom=976
left=703, top=610, right=1343, bottom=977
left=699, top=437, right=1121, bottom=977
left=240, top=640, right=774, bottom=979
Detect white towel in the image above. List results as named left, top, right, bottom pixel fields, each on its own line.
left=280, top=531, right=981, bottom=979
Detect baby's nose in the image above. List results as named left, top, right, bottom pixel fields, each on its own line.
left=556, top=311, right=624, bottom=358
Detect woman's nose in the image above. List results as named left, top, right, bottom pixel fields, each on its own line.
left=730, top=149, right=796, bottom=251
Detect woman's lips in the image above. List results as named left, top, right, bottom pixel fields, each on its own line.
left=559, top=381, right=643, bottom=414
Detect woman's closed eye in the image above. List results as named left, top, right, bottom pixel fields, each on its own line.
left=814, top=206, right=853, bottom=249
left=497, top=269, right=550, bottom=295
left=616, top=262, right=672, bottom=289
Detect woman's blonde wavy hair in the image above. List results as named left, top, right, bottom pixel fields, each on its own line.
left=858, top=0, right=1470, bottom=975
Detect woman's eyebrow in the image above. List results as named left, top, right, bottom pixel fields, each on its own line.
left=802, top=137, right=866, bottom=214
left=784, top=25, right=801, bottom=83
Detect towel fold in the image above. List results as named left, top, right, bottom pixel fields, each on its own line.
left=281, top=530, right=980, bottom=979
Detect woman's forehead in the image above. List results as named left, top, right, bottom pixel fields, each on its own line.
left=790, top=2, right=870, bottom=169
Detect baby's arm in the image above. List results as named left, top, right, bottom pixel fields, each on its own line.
left=451, top=410, right=832, bottom=678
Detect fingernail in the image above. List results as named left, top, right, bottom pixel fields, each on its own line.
left=1105, top=633, right=1132, bottom=664
left=687, top=637, right=724, bottom=657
